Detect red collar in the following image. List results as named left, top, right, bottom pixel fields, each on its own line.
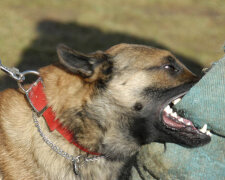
left=26, top=78, right=101, bottom=156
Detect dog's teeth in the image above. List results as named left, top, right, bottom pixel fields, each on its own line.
left=178, top=118, right=184, bottom=122
left=173, top=98, right=181, bottom=105
left=174, top=113, right=178, bottom=118
left=206, top=130, right=212, bottom=137
left=164, top=105, right=173, bottom=114
left=164, top=105, right=170, bottom=112
left=171, top=112, right=177, bottom=118
left=187, top=122, right=191, bottom=126
left=199, top=124, right=207, bottom=133
left=168, top=106, right=173, bottom=114
left=168, top=108, right=173, bottom=114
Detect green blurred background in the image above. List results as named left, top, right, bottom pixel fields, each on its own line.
left=0, top=0, right=224, bottom=90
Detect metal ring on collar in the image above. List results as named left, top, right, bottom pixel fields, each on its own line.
left=17, top=70, right=40, bottom=94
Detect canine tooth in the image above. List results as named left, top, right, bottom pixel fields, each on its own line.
left=165, top=105, right=173, bottom=114
left=206, top=130, right=212, bottom=137
left=187, top=122, right=191, bottom=126
left=173, top=98, right=181, bottom=105
left=199, top=124, right=207, bottom=133
left=164, top=105, right=170, bottom=112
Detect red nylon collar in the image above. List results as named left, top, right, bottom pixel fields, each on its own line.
left=26, top=78, right=101, bottom=156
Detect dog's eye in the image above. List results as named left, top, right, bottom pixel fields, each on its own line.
left=164, top=65, right=178, bottom=72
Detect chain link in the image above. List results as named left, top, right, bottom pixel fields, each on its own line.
left=32, top=112, right=78, bottom=161
left=32, top=112, right=102, bottom=175
left=0, top=60, right=102, bottom=175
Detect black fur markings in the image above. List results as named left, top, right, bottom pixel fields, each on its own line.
left=144, top=66, right=161, bottom=72
left=129, top=117, right=151, bottom=145
left=102, top=60, right=113, bottom=75
left=95, top=61, right=114, bottom=90
left=134, top=102, right=143, bottom=111
left=166, top=56, right=176, bottom=63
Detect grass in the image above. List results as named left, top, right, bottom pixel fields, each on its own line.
left=0, top=0, right=224, bottom=89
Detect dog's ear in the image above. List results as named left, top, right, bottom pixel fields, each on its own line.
left=57, top=44, right=108, bottom=79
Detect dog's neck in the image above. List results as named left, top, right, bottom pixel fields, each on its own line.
left=39, top=64, right=93, bottom=114
left=38, top=64, right=139, bottom=161
left=39, top=64, right=104, bottom=153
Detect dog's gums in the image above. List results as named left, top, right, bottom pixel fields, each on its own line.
left=161, top=95, right=211, bottom=146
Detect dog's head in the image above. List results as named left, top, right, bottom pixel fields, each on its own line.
left=57, top=43, right=210, bottom=160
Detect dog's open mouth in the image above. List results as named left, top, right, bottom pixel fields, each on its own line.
left=160, top=94, right=211, bottom=147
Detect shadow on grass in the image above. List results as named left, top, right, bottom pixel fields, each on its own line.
left=0, top=19, right=202, bottom=91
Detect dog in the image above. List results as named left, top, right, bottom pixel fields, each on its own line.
left=0, top=43, right=211, bottom=180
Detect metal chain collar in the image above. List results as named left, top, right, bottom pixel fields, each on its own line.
left=32, top=112, right=101, bottom=175
left=0, top=60, right=102, bottom=175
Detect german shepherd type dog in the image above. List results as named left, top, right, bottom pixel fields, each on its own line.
left=0, top=44, right=210, bottom=180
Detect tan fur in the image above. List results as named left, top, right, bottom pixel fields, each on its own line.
left=0, top=71, right=123, bottom=180
left=0, top=43, right=197, bottom=179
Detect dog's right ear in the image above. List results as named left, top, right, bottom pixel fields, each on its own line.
left=57, top=44, right=108, bottom=79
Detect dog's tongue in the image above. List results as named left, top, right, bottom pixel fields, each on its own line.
left=163, top=112, right=196, bottom=130
left=163, top=114, right=184, bottom=128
